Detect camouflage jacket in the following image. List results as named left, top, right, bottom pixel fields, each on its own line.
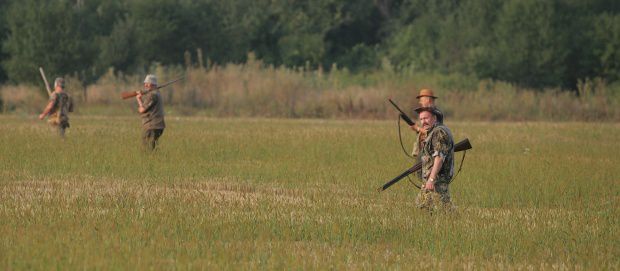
left=412, top=106, right=444, bottom=157
left=140, top=91, right=165, bottom=130
left=49, top=92, right=73, bottom=122
left=420, top=123, right=454, bottom=184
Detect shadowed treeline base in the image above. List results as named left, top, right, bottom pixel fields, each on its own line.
left=2, top=58, right=619, bottom=121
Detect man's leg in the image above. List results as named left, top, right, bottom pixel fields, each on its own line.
left=151, top=129, right=164, bottom=150
left=142, top=129, right=154, bottom=150
left=435, top=183, right=454, bottom=210
left=416, top=188, right=440, bottom=211
left=58, top=122, right=69, bottom=138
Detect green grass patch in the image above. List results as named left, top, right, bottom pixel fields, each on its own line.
left=0, top=116, right=618, bottom=269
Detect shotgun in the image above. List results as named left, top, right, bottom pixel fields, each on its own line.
left=378, top=138, right=472, bottom=192
left=38, top=67, right=52, bottom=97
left=120, top=77, right=184, bottom=99
left=388, top=98, right=415, bottom=126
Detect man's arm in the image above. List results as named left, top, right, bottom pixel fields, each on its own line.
left=424, top=127, right=450, bottom=190
left=424, top=156, right=444, bottom=190
left=136, top=93, right=146, bottom=113
left=136, top=92, right=157, bottom=113
left=38, top=100, right=55, bottom=120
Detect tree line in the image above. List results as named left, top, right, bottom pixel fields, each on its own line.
left=0, top=0, right=618, bottom=90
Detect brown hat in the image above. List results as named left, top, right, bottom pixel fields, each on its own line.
left=416, top=88, right=437, bottom=99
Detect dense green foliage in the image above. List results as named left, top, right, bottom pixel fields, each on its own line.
left=1, top=117, right=618, bottom=268
left=0, top=0, right=618, bottom=89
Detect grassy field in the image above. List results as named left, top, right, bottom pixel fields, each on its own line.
left=0, top=115, right=618, bottom=269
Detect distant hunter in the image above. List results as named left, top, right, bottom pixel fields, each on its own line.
left=39, top=77, right=73, bottom=138
left=136, top=74, right=166, bottom=150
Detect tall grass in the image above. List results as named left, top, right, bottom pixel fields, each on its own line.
left=2, top=56, right=619, bottom=121
left=0, top=116, right=618, bottom=269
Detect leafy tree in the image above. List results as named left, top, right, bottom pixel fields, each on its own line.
left=484, top=0, right=569, bottom=88
left=123, top=0, right=225, bottom=69
left=324, top=0, right=385, bottom=70
left=591, top=14, right=620, bottom=83
left=384, top=0, right=463, bottom=72
left=0, top=0, right=618, bottom=90
left=96, top=15, right=139, bottom=73
left=2, top=0, right=98, bottom=86
left=0, top=0, right=10, bottom=83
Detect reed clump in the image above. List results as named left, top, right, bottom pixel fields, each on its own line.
left=2, top=58, right=618, bottom=121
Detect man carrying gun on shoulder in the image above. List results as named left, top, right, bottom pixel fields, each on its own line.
left=136, top=74, right=166, bottom=151
left=39, top=77, right=73, bottom=138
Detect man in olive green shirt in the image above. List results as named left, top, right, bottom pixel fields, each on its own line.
left=136, top=74, right=165, bottom=150
left=39, top=77, right=73, bottom=138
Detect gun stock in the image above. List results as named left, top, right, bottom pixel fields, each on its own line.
left=388, top=99, right=415, bottom=126
left=121, top=91, right=140, bottom=99
left=378, top=138, right=472, bottom=192
left=454, top=138, right=472, bottom=152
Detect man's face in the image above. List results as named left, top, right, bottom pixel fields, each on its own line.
left=144, top=83, right=156, bottom=90
left=419, top=111, right=436, bottom=129
left=418, top=96, right=435, bottom=107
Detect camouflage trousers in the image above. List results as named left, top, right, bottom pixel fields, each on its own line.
left=142, top=129, right=164, bottom=151
left=48, top=116, right=70, bottom=138
left=415, top=182, right=453, bottom=212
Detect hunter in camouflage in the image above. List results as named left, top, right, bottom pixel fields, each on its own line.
left=136, top=74, right=166, bottom=150
left=38, top=77, right=73, bottom=138
left=413, top=106, right=455, bottom=212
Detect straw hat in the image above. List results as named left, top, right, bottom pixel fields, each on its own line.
left=416, top=88, right=438, bottom=99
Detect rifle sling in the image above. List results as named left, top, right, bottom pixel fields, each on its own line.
left=448, top=150, right=467, bottom=184
left=397, top=115, right=415, bottom=159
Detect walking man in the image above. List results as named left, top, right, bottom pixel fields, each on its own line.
left=136, top=74, right=165, bottom=150
left=39, top=77, right=73, bottom=138
left=414, top=106, right=455, bottom=212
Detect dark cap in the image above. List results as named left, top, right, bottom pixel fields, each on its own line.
left=54, top=77, right=65, bottom=88
left=415, top=106, right=444, bottom=123
left=414, top=106, right=440, bottom=116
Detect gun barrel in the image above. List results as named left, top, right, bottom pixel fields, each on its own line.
left=388, top=99, right=415, bottom=126
left=378, top=163, right=422, bottom=191
left=158, top=77, right=184, bottom=89
left=38, top=67, right=52, bottom=97
left=121, top=76, right=185, bottom=100
left=378, top=138, right=473, bottom=192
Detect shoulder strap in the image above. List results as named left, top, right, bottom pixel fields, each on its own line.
left=449, top=150, right=467, bottom=184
